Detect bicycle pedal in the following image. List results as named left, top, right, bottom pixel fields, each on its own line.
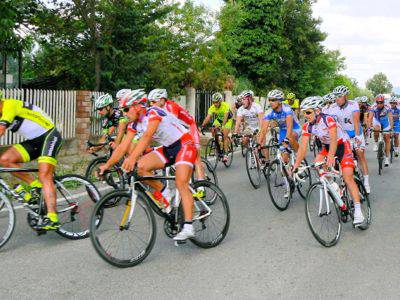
left=174, top=240, right=187, bottom=247
left=36, top=229, right=47, bottom=236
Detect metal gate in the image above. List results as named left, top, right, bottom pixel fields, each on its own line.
left=195, top=90, right=220, bottom=124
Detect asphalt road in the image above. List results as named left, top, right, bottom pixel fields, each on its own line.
left=1, top=144, right=400, bottom=299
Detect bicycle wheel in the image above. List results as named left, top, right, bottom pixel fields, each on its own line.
left=267, top=139, right=278, bottom=161
left=55, top=174, right=101, bottom=239
left=390, top=137, right=394, bottom=164
left=205, top=139, right=218, bottom=171
left=90, top=190, right=156, bottom=268
left=0, top=192, right=15, bottom=250
left=189, top=180, right=230, bottom=248
left=377, top=141, right=384, bottom=175
left=305, top=182, right=341, bottom=247
left=200, top=158, right=218, bottom=186
left=223, top=138, right=234, bottom=168
left=245, top=148, right=261, bottom=189
left=85, top=157, right=125, bottom=193
left=296, top=159, right=312, bottom=199
left=241, top=140, right=246, bottom=157
left=350, top=177, right=371, bottom=230
left=266, top=159, right=291, bottom=211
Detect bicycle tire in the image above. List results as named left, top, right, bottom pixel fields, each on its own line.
left=352, top=177, right=371, bottom=230
left=189, top=180, right=230, bottom=248
left=0, top=192, right=15, bottom=250
left=266, top=159, right=291, bottom=211
left=377, top=141, right=384, bottom=175
left=55, top=174, right=101, bottom=240
left=241, top=141, right=246, bottom=157
left=85, top=157, right=125, bottom=192
left=90, top=190, right=157, bottom=268
left=305, top=182, right=341, bottom=247
left=197, top=158, right=219, bottom=186
left=390, top=137, right=394, bottom=164
left=245, top=148, right=261, bottom=189
left=223, top=138, right=234, bottom=168
left=296, top=159, right=312, bottom=199
left=205, top=138, right=218, bottom=171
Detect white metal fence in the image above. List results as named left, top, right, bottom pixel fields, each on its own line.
left=0, top=88, right=76, bottom=145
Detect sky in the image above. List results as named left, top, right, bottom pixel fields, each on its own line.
left=193, top=0, right=400, bottom=89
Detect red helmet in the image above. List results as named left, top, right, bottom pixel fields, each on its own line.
left=375, top=94, right=385, bottom=102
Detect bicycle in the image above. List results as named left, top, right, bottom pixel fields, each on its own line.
left=0, top=167, right=100, bottom=249
left=90, top=168, right=230, bottom=268
left=265, top=143, right=312, bottom=211
left=298, top=161, right=371, bottom=247
left=85, top=137, right=125, bottom=192
left=204, top=126, right=234, bottom=170
left=374, top=129, right=392, bottom=175
left=309, top=136, right=322, bottom=158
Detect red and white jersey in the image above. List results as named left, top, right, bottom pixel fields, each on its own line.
left=302, top=114, right=349, bottom=144
left=164, top=100, right=194, bottom=127
left=128, top=106, right=188, bottom=146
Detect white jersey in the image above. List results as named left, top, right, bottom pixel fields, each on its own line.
left=237, top=102, right=263, bottom=130
left=302, top=114, right=349, bottom=144
left=128, top=107, right=188, bottom=147
left=326, top=100, right=361, bottom=138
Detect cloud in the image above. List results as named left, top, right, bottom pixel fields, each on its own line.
left=313, top=0, right=400, bottom=88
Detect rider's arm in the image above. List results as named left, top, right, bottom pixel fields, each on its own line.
left=353, top=111, right=361, bottom=136
left=286, top=115, right=293, bottom=137
left=201, top=114, right=212, bottom=128
left=328, top=126, right=338, bottom=158
left=222, top=111, right=229, bottom=127
left=103, top=130, right=136, bottom=169
left=234, top=116, right=243, bottom=134
left=257, top=112, right=264, bottom=130
left=367, top=112, right=373, bottom=128
left=258, top=119, right=270, bottom=145
left=293, top=135, right=309, bottom=169
left=389, top=111, right=394, bottom=130
left=115, top=120, right=128, bottom=146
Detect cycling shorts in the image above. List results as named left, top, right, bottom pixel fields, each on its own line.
left=213, top=118, right=233, bottom=130
left=320, top=141, right=354, bottom=170
left=394, top=125, right=400, bottom=134
left=189, top=123, right=201, bottom=150
left=350, top=134, right=366, bottom=150
left=13, top=128, right=62, bottom=166
left=278, top=128, right=301, bottom=144
left=373, top=118, right=391, bottom=131
left=153, top=133, right=197, bottom=168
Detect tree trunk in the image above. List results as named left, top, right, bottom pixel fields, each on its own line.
left=94, top=48, right=101, bottom=91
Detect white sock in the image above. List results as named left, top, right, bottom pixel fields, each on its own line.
left=364, top=175, right=369, bottom=185
left=354, top=203, right=361, bottom=212
left=184, top=223, right=193, bottom=230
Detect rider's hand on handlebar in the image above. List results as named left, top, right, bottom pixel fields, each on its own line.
left=122, top=156, right=137, bottom=172
left=326, top=154, right=335, bottom=168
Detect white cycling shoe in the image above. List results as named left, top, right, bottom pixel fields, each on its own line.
left=384, top=157, right=390, bottom=167
left=353, top=210, right=365, bottom=226
left=173, top=225, right=195, bottom=241
left=364, top=183, right=371, bottom=194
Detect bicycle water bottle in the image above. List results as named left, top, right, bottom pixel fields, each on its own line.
left=329, top=181, right=347, bottom=211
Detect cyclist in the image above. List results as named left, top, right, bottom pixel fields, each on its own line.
left=231, top=95, right=243, bottom=117
left=292, top=96, right=364, bottom=226
left=0, top=91, right=63, bottom=230
left=368, top=94, right=393, bottom=167
left=358, top=96, right=370, bottom=140
left=88, top=93, right=128, bottom=153
left=389, top=96, right=400, bottom=157
left=201, top=92, right=233, bottom=162
left=322, top=93, right=336, bottom=114
left=147, top=88, right=205, bottom=190
left=233, top=90, right=263, bottom=148
left=283, top=92, right=300, bottom=118
left=258, top=89, right=301, bottom=163
left=328, top=86, right=370, bottom=193
left=99, top=89, right=197, bottom=241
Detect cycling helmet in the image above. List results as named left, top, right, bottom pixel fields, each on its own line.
left=360, top=96, right=369, bottom=103
left=267, top=89, right=284, bottom=101
left=333, top=85, right=350, bottom=97
left=148, top=89, right=168, bottom=102
left=322, top=93, right=336, bottom=104
left=212, top=92, right=224, bottom=102
left=239, top=90, right=254, bottom=99
left=389, top=96, right=397, bottom=103
left=94, top=94, right=114, bottom=110
left=375, top=94, right=385, bottom=102
left=234, top=96, right=242, bottom=103
left=118, top=89, right=147, bottom=108
left=300, top=96, right=324, bottom=110
left=287, top=92, right=295, bottom=100
left=116, top=89, right=133, bottom=100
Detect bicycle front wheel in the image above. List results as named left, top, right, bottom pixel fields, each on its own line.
left=0, top=192, right=15, bottom=250
left=90, top=190, right=156, bottom=268
left=266, top=159, right=291, bottom=211
left=190, top=180, right=230, bottom=248
left=305, top=182, right=341, bottom=247
left=296, top=159, right=312, bottom=199
left=55, top=174, right=101, bottom=239
left=85, top=157, right=125, bottom=193
left=245, top=148, right=261, bottom=189
left=377, top=141, right=384, bottom=175
left=223, top=138, right=234, bottom=168
left=205, top=139, right=218, bottom=171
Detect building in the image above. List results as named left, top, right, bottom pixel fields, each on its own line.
left=0, top=51, right=22, bottom=89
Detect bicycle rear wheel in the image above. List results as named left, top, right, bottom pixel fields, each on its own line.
left=349, top=177, right=371, bottom=230
left=55, top=174, right=101, bottom=239
left=266, top=159, right=291, bottom=211
left=305, top=182, right=341, bottom=247
left=245, top=148, right=261, bottom=189
left=390, top=137, right=394, bottom=164
left=0, top=192, right=15, bottom=250
left=377, top=141, right=384, bottom=175
left=90, top=190, right=156, bottom=268
left=190, top=181, right=230, bottom=248
left=223, top=138, right=234, bottom=168
left=201, top=158, right=218, bottom=186
left=85, top=157, right=125, bottom=193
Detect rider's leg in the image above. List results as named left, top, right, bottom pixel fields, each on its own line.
left=137, top=151, right=166, bottom=191
left=395, top=133, right=399, bottom=153
left=175, top=164, right=194, bottom=222
left=287, top=131, right=299, bottom=152
left=0, top=146, right=36, bottom=183
left=194, top=151, right=205, bottom=180
left=222, top=127, right=231, bottom=153
left=38, top=162, right=56, bottom=213
left=384, top=133, right=391, bottom=157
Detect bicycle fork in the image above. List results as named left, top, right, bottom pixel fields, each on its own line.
left=120, top=188, right=137, bottom=230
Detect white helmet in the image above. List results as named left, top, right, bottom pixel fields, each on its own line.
left=118, top=89, right=147, bottom=109
left=148, top=89, right=168, bottom=102
left=212, top=92, right=224, bottom=102
left=239, top=90, right=254, bottom=99
left=389, top=96, right=398, bottom=103
left=322, top=93, right=336, bottom=104
left=360, top=96, right=369, bottom=103
left=116, top=89, right=133, bottom=100
left=94, top=94, right=113, bottom=110
left=300, top=96, right=324, bottom=110
left=267, top=89, right=284, bottom=101
left=333, top=85, right=350, bottom=97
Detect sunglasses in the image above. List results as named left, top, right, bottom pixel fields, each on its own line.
left=376, top=101, right=384, bottom=104
left=268, top=99, right=278, bottom=102
left=303, top=110, right=314, bottom=115
left=122, top=107, right=130, bottom=112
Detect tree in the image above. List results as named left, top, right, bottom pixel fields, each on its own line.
left=366, top=72, right=393, bottom=95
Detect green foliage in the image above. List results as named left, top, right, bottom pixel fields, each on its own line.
left=366, top=72, right=393, bottom=96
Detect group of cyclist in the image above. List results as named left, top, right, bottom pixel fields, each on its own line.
left=0, top=83, right=399, bottom=240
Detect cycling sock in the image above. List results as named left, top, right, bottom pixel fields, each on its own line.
left=47, top=212, right=59, bottom=223
left=364, top=175, right=369, bottom=184
left=184, top=221, right=193, bottom=225
left=354, top=203, right=361, bottom=212
left=30, top=179, right=43, bottom=189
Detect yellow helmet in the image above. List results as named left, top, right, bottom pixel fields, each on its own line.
left=287, top=92, right=295, bottom=100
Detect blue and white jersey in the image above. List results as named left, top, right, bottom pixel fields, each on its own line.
left=369, top=103, right=392, bottom=129
left=264, top=103, right=300, bottom=130
left=392, top=106, right=400, bottom=127
left=327, top=100, right=362, bottom=138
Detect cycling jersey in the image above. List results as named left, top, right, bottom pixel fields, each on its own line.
left=0, top=99, right=54, bottom=140
left=208, top=102, right=233, bottom=122
left=101, top=108, right=127, bottom=135
left=392, top=106, right=400, bottom=133
left=264, top=103, right=300, bottom=130
left=369, top=103, right=392, bottom=129
left=128, top=106, right=188, bottom=147
left=237, top=102, right=263, bottom=130
left=283, top=99, right=299, bottom=109
left=327, top=100, right=362, bottom=138
left=359, top=104, right=370, bottom=124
